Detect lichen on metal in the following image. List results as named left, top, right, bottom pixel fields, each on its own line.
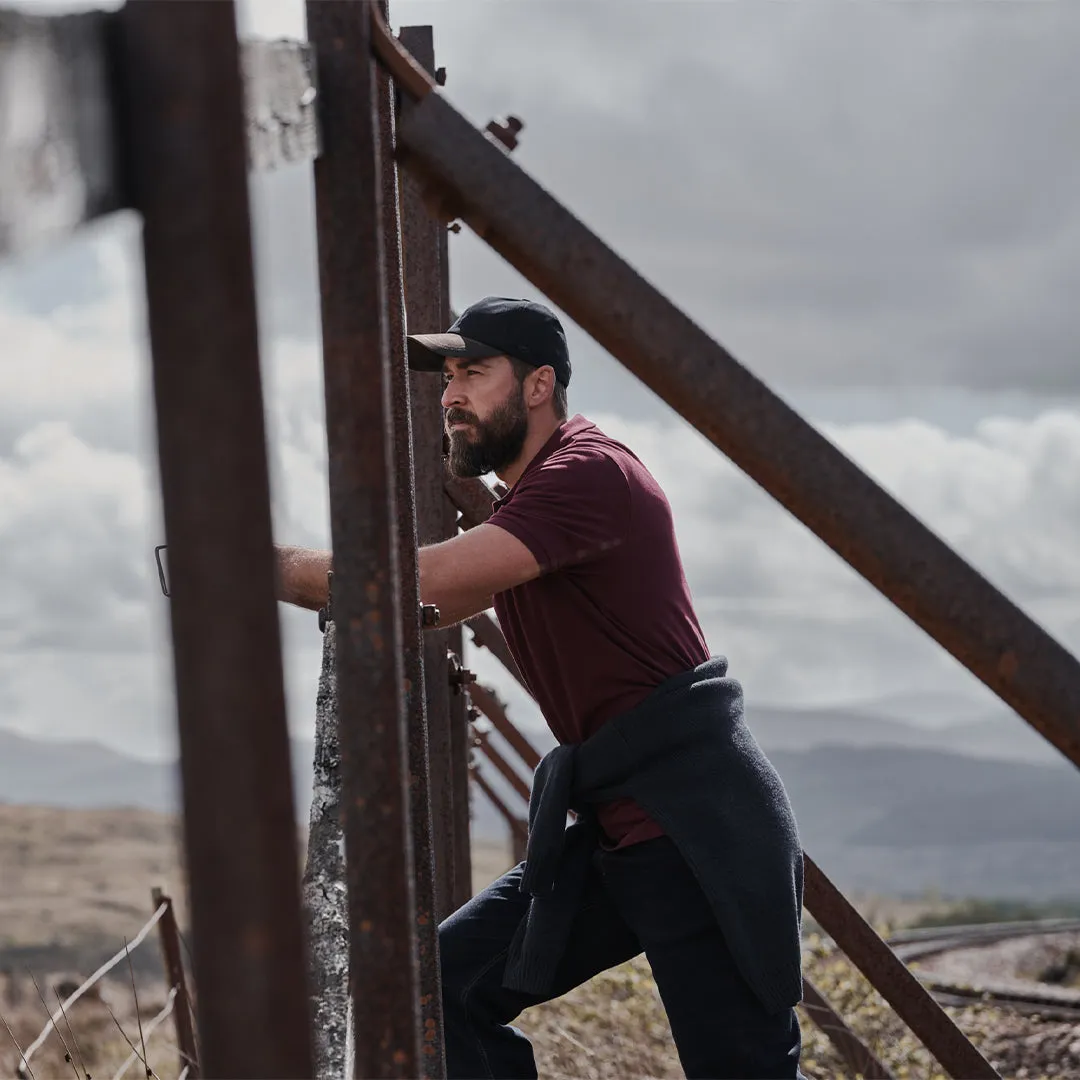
left=241, top=38, right=321, bottom=172
left=0, top=8, right=119, bottom=256
left=302, top=620, right=352, bottom=1080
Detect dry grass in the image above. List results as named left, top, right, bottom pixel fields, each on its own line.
left=0, top=804, right=186, bottom=952
left=3, top=806, right=1076, bottom=1079
left=1, top=970, right=186, bottom=1080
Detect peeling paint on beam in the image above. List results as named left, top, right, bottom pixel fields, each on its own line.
left=0, top=9, right=319, bottom=257
left=241, top=37, right=320, bottom=172
left=302, top=621, right=351, bottom=1080
left=395, top=89, right=1080, bottom=772
left=0, top=8, right=121, bottom=256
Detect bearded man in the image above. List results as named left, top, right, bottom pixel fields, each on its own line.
left=275, top=297, right=806, bottom=1080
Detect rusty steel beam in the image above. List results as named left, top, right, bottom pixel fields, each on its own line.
left=118, top=3, right=312, bottom=1076
left=378, top=38, right=446, bottom=1077
left=469, top=683, right=542, bottom=771
left=0, top=9, right=319, bottom=259
left=470, top=765, right=529, bottom=849
left=306, top=3, right=420, bottom=1076
left=470, top=723, right=532, bottom=804
left=804, top=856, right=998, bottom=1078
left=439, top=121, right=472, bottom=912
left=399, top=23, right=456, bottom=926
left=801, top=977, right=894, bottom=1080
left=394, top=88, right=1080, bottom=772
left=445, top=473, right=498, bottom=531
left=466, top=614, right=530, bottom=694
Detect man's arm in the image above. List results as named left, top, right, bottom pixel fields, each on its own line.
left=275, top=524, right=539, bottom=624
left=275, top=545, right=332, bottom=610
left=419, top=523, right=540, bottom=627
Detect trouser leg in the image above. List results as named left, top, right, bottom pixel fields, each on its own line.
left=600, top=836, right=804, bottom=1080
left=439, top=857, right=640, bottom=1080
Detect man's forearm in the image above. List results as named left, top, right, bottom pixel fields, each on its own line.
left=275, top=545, right=332, bottom=610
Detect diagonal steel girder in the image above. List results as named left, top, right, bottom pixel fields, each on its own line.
left=394, top=91, right=1080, bottom=772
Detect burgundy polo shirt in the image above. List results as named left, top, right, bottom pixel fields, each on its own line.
left=487, top=415, right=710, bottom=848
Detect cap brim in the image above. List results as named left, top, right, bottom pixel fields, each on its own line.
left=406, top=333, right=503, bottom=372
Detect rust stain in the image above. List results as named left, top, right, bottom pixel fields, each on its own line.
left=997, top=649, right=1019, bottom=680
left=360, top=919, right=373, bottom=933
left=392, top=1049, right=409, bottom=1065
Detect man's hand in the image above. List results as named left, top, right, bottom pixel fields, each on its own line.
left=275, top=545, right=332, bottom=610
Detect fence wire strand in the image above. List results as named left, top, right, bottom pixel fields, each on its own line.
left=111, top=986, right=177, bottom=1080
left=19, top=903, right=168, bottom=1071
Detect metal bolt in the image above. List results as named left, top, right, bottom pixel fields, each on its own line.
left=447, top=652, right=476, bottom=694
left=421, top=604, right=440, bottom=628
left=435, top=67, right=447, bottom=86
left=485, top=115, right=524, bottom=152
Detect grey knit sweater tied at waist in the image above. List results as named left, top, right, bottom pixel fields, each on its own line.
left=502, top=656, right=805, bottom=1016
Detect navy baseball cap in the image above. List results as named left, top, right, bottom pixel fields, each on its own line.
left=407, top=296, right=571, bottom=388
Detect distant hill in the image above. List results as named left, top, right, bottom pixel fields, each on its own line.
left=767, top=745, right=1080, bottom=901
left=742, top=701, right=1061, bottom=765
left=0, top=727, right=508, bottom=844
left=3, top=714, right=1078, bottom=902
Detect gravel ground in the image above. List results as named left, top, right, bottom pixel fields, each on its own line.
left=515, top=940, right=1080, bottom=1080
left=915, top=931, right=1080, bottom=993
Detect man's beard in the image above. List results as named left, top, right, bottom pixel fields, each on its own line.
left=445, top=386, right=529, bottom=479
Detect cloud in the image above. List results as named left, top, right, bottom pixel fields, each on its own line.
left=4, top=0, right=1080, bottom=765
left=392, top=2, right=1080, bottom=392
left=580, top=407, right=1080, bottom=719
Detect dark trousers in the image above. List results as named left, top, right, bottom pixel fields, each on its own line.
left=439, top=835, right=804, bottom=1079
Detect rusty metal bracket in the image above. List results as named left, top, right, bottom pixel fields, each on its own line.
left=154, top=544, right=170, bottom=597
left=484, top=115, right=523, bottom=152
left=421, top=603, right=441, bottom=628
left=317, top=570, right=334, bottom=633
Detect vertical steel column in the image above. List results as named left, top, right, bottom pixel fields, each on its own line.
left=398, top=24, right=456, bottom=926
left=378, top=21, right=446, bottom=1076
left=118, top=4, right=313, bottom=1076
left=305, top=3, right=421, bottom=1076
left=439, top=215, right=474, bottom=911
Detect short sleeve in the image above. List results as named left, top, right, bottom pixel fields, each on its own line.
left=489, top=449, right=631, bottom=574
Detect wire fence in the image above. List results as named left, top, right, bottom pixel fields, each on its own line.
left=8, top=895, right=197, bottom=1080
left=17, top=903, right=167, bottom=1072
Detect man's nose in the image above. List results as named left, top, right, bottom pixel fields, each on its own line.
left=441, top=378, right=463, bottom=409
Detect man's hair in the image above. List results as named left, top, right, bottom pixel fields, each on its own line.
left=509, top=356, right=569, bottom=421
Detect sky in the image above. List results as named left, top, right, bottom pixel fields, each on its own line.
left=3, top=0, right=1080, bottom=763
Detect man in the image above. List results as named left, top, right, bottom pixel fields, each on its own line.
left=276, top=297, right=805, bottom=1079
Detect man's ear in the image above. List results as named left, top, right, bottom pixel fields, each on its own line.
left=527, top=365, right=557, bottom=408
